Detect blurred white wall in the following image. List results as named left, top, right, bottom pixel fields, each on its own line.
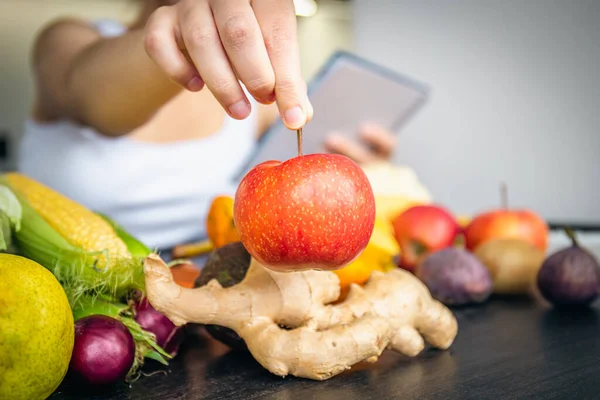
left=298, top=0, right=353, bottom=78
left=0, top=0, right=352, bottom=170
left=354, top=0, right=600, bottom=223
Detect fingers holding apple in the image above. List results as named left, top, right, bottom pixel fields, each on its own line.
left=233, top=153, right=376, bottom=272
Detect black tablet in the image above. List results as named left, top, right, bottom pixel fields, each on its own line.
left=234, top=50, right=430, bottom=181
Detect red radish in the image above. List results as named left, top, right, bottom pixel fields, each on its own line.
left=69, top=315, right=135, bottom=386
left=134, top=298, right=185, bottom=356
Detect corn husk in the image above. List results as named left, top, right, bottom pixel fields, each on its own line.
left=0, top=175, right=149, bottom=304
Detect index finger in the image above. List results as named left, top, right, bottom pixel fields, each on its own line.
left=359, top=123, right=397, bottom=159
left=252, top=0, right=312, bottom=130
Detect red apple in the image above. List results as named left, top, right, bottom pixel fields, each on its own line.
left=464, top=209, right=549, bottom=252
left=392, top=205, right=461, bottom=272
left=464, top=183, right=549, bottom=252
left=233, top=154, right=376, bottom=272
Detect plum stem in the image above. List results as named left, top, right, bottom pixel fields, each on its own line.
left=297, top=128, right=303, bottom=156
left=500, top=182, right=509, bottom=209
left=564, top=226, right=580, bottom=247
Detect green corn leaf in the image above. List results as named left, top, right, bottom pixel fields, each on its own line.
left=96, top=212, right=153, bottom=258
left=0, top=186, right=22, bottom=252
left=0, top=185, right=22, bottom=231
left=0, top=183, right=145, bottom=304
left=71, top=293, right=128, bottom=321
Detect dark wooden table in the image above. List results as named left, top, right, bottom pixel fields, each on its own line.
left=51, top=295, right=600, bottom=400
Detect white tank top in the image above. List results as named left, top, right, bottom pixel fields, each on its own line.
left=17, top=19, right=258, bottom=250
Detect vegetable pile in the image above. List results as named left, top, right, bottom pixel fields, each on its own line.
left=138, top=162, right=459, bottom=381
left=1, top=160, right=598, bottom=395
left=0, top=173, right=185, bottom=394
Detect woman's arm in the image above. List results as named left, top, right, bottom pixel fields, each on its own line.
left=32, top=19, right=186, bottom=136
left=32, top=0, right=314, bottom=137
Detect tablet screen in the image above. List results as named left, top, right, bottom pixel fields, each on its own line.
left=234, top=51, right=429, bottom=181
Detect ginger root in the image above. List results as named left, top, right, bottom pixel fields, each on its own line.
left=143, top=252, right=458, bottom=381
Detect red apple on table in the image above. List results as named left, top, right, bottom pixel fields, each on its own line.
left=233, top=153, right=376, bottom=272
left=464, top=210, right=548, bottom=252
left=464, top=183, right=549, bottom=252
left=392, top=205, right=461, bottom=272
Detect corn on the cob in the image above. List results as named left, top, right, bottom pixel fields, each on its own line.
left=4, top=173, right=129, bottom=259
left=0, top=173, right=149, bottom=303
left=0, top=174, right=172, bottom=373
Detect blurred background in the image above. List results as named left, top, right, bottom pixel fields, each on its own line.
left=0, top=0, right=598, bottom=229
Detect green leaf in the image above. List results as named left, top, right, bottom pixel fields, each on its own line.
left=72, top=294, right=129, bottom=321
left=144, top=350, right=170, bottom=366
left=0, top=185, right=22, bottom=252
left=0, top=213, right=11, bottom=252
left=0, top=185, right=22, bottom=231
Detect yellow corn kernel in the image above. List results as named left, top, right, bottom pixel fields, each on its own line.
left=4, top=173, right=129, bottom=259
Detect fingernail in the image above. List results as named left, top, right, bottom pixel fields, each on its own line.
left=187, top=76, right=204, bottom=91
left=228, top=100, right=251, bottom=119
left=283, top=106, right=305, bottom=128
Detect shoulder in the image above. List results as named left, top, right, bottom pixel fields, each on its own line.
left=32, top=18, right=101, bottom=67
left=35, top=17, right=99, bottom=41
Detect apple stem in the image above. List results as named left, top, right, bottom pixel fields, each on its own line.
left=500, top=182, right=509, bottom=209
left=564, top=226, right=580, bottom=247
left=297, top=128, right=303, bottom=157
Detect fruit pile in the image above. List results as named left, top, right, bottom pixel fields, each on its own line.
left=2, top=154, right=599, bottom=395
left=170, top=161, right=430, bottom=300
left=389, top=198, right=600, bottom=308
left=151, top=156, right=598, bottom=382
left=172, top=161, right=600, bottom=310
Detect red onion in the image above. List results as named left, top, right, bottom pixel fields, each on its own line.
left=69, top=315, right=135, bottom=386
left=134, top=298, right=185, bottom=356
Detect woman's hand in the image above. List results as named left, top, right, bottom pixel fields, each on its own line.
left=323, top=123, right=397, bottom=164
left=144, top=0, right=313, bottom=130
